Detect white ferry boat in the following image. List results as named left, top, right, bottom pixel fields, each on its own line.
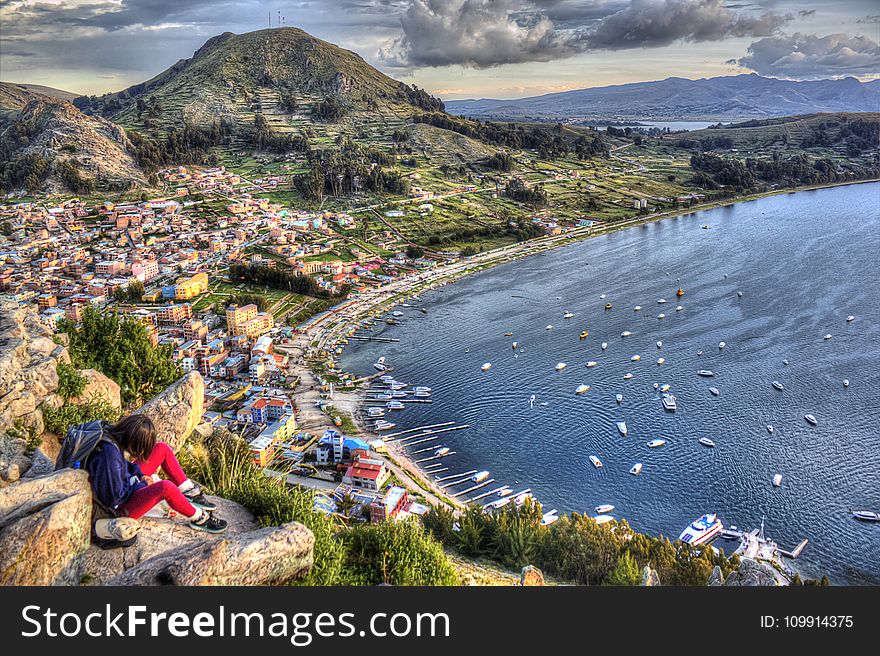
left=661, top=394, right=677, bottom=412
left=678, top=513, right=723, bottom=546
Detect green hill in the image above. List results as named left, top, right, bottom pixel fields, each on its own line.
left=74, top=28, right=444, bottom=151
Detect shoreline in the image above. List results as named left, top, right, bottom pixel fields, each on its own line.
left=301, top=178, right=879, bottom=513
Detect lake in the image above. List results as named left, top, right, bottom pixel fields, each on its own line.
left=340, top=182, right=880, bottom=584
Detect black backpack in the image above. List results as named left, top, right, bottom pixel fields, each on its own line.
left=55, top=420, right=114, bottom=472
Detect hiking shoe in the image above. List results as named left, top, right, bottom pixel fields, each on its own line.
left=189, top=512, right=228, bottom=534
left=184, top=486, right=218, bottom=511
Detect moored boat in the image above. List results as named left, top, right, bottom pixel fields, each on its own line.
left=697, top=370, right=714, bottom=377
left=615, top=393, right=623, bottom=404
left=709, top=387, right=720, bottom=396
left=661, top=394, right=677, bottom=412
left=699, top=437, right=716, bottom=448
left=586, top=361, right=598, bottom=368
left=555, top=362, right=567, bottom=371
left=575, top=384, right=590, bottom=395
left=852, top=510, right=880, bottom=522
left=616, top=421, right=628, bottom=436
left=472, top=471, right=490, bottom=483
left=629, top=463, right=643, bottom=475
left=805, top=414, right=818, bottom=426
left=647, top=439, right=667, bottom=448
left=594, top=514, right=615, bottom=525
left=481, top=362, right=492, bottom=372
left=772, top=474, right=783, bottom=487
left=678, top=513, right=723, bottom=545
left=772, top=380, right=784, bottom=391
left=595, top=504, right=615, bottom=514
left=589, top=455, right=603, bottom=468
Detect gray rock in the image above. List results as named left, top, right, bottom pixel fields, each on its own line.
left=106, top=521, right=315, bottom=586
left=641, top=565, right=661, bottom=586
left=708, top=565, right=725, bottom=586
left=134, top=371, right=204, bottom=451
left=520, top=565, right=545, bottom=586
left=0, top=469, right=92, bottom=585
left=723, top=558, right=780, bottom=586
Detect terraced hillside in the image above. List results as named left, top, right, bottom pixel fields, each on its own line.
left=74, top=28, right=444, bottom=152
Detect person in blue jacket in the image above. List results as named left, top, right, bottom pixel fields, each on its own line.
left=87, top=415, right=227, bottom=533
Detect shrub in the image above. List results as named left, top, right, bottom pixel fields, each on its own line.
left=43, top=399, right=120, bottom=437
left=56, top=362, right=87, bottom=400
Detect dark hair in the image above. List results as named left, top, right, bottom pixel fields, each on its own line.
left=107, top=415, right=157, bottom=461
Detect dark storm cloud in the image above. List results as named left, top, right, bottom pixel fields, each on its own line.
left=739, top=32, right=880, bottom=78
left=380, top=0, right=791, bottom=68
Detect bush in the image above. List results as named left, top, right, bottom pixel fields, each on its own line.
left=43, top=399, right=120, bottom=437
left=56, top=362, right=87, bottom=400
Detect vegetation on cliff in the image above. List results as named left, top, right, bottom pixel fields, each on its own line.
left=59, top=307, right=180, bottom=406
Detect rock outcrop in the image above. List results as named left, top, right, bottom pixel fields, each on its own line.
left=0, top=469, right=92, bottom=585
left=641, top=566, right=661, bottom=586
left=0, top=301, right=69, bottom=484
left=134, top=371, right=204, bottom=451
left=721, top=558, right=782, bottom=586
left=107, top=521, right=315, bottom=586
left=0, top=300, right=68, bottom=436
left=82, top=496, right=259, bottom=585
left=72, top=369, right=122, bottom=410
left=520, top=565, right=545, bottom=586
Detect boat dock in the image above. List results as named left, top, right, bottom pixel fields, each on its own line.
left=452, top=478, right=495, bottom=497
left=779, top=539, right=809, bottom=559
left=348, top=336, right=400, bottom=343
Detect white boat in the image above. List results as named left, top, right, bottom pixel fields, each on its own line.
left=656, top=341, right=663, bottom=349
left=616, top=421, right=628, bottom=436
left=843, top=379, right=850, bottom=388
left=621, top=331, right=632, bottom=337
left=414, top=390, right=431, bottom=398
left=392, top=311, right=404, bottom=317
left=647, top=439, right=667, bottom=448
left=615, top=393, right=623, bottom=404
left=545, top=325, right=553, bottom=330
left=805, top=414, right=818, bottom=426
left=589, top=455, right=603, bottom=468
left=623, top=373, right=634, bottom=380
left=657, top=357, right=665, bottom=365
left=555, top=362, right=567, bottom=371
left=563, top=312, right=574, bottom=319
left=699, top=437, right=716, bottom=448
left=629, top=463, right=643, bottom=475
left=513, top=492, right=532, bottom=506
left=661, top=394, right=677, bottom=412
left=634, top=306, right=642, bottom=311
left=368, top=409, right=385, bottom=418
left=697, top=350, right=703, bottom=356
left=676, top=305, right=684, bottom=311
left=374, top=393, right=393, bottom=400
left=373, top=361, right=387, bottom=371
left=852, top=510, right=880, bottom=522
left=595, top=504, right=615, bottom=514
left=824, top=334, right=832, bottom=340
left=512, top=341, right=518, bottom=350
left=631, top=355, right=641, bottom=361
left=697, top=370, right=714, bottom=377
left=660, top=384, right=671, bottom=393
left=847, top=315, right=855, bottom=322
left=481, top=362, right=492, bottom=372
left=772, top=381, right=784, bottom=391
left=718, top=341, right=726, bottom=349
left=653, top=382, right=660, bottom=390
left=374, top=421, right=395, bottom=431
left=541, top=511, right=560, bottom=526
left=772, top=474, right=783, bottom=487
left=594, top=514, right=615, bottom=525
left=601, top=342, right=608, bottom=350
left=415, top=386, right=432, bottom=393
left=599, top=294, right=606, bottom=299
left=782, top=359, right=789, bottom=365
left=386, top=400, right=405, bottom=410
left=575, top=384, right=590, bottom=395
left=472, top=471, right=490, bottom=483
left=766, top=425, right=774, bottom=433
left=586, top=361, right=598, bottom=368
left=678, top=513, right=723, bottom=546
left=435, top=447, right=450, bottom=456
left=658, top=313, right=665, bottom=319
left=709, top=387, right=720, bottom=396
left=737, top=291, right=743, bottom=298
left=658, top=298, right=667, bottom=304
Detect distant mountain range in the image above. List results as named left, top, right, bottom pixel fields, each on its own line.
left=445, top=74, right=880, bottom=122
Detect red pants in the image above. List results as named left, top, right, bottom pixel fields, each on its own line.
left=118, top=442, right=196, bottom=519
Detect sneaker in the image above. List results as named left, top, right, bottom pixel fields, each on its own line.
left=184, top=489, right=218, bottom=511
left=189, top=512, right=228, bottom=534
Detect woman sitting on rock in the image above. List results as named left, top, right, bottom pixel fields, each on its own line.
left=87, top=415, right=228, bottom=533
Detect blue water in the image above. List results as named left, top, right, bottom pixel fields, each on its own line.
left=340, top=183, right=880, bottom=584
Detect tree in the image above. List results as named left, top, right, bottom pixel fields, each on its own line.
left=59, top=307, right=181, bottom=405
left=405, top=245, right=424, bottom=259
left=605, top=551, right=641, bottom=586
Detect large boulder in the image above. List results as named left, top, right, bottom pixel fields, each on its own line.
left=134, top=371, right=204, bottom=451
left=641, top=565, right=661, bottom=586
left=106, top=521, right=315, bottom=586
left=520, top=565, right=545, bottom=586
left=0, top=300, right=69, bottom=437
left=72, top=369, right=122, bottom=410
left=0, top=469, right=92, bottom=585
left=82, top=496, right=259, bottom=585
left=723, top=558, right=781, bottom=586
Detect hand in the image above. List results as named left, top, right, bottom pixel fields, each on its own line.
left=141, top=476, right=152, bottom=483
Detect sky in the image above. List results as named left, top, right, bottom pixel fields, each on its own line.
left=1, top=0, right=878, bottom=99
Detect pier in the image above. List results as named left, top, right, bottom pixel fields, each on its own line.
left=347, top=336, right=400, bottom=343
left=779, top=539, right=809, bottom=559
left=467, top=485, right=510, bottom=503
left=451, top=478, right=495, bottom=497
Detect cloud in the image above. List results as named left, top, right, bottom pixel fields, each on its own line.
left=381, top=0, right=791, bottom=68
left=378, top=0, right=587, bottom=68
left=585, top=0, right=791, bottom=50
left=738, top=32, right=880, bottom=78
